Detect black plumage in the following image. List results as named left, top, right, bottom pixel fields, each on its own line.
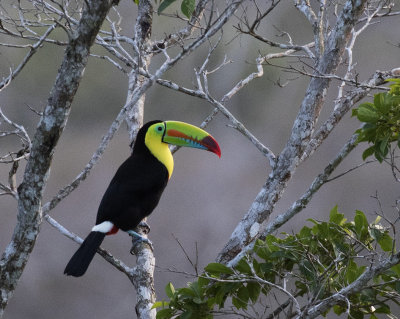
left=65, top=120, right=220, bottom=277
left=64, top=121, right=168, bottom=277
left=64, top=232, right=106, bottom=277
left=96, top=121, right=169, bottom=231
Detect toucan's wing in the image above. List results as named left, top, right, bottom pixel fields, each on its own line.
left=95, top=153, right=168, bottom=231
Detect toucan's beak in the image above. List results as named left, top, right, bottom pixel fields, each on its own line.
left=162, top=121, right=221, bottom=158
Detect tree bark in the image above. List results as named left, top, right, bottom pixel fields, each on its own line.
left=0, top=1, right=114, bottom=316
left=124, top=0, right=157, bottom=318
left=217, top=0, right=368, bottom=264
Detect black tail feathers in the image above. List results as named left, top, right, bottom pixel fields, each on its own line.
left=64, top=231, right=106, bottom=277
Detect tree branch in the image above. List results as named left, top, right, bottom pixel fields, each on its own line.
left=226, top=133, right=359, bottom=268
left=299, top=251, right=400, bottom=318
left=0, top=24, right=56, bottom=91
left=0, top=1, right=115, bottom=316
left=217, top=0, right=369, bottom=265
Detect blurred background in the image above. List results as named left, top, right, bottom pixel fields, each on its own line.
left=0, top=0, right=399, bottom=318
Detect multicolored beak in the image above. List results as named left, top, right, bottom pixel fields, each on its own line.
left=162, top=121, right=221, bottom=158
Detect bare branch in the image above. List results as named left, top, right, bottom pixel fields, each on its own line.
left=302, top=69, right=399, bottom=161
left=0, top=1, right=115, bottom=314
left=299, top=251, right=400, bottom=318
left=0, top=27, right=55, bottom=90
left=0, top=108, right=31, bottom=149
left=217, top=0, right=370, bottom=265
left=44, top=213, right=135, bottom=280
left=227, top=133, right=359, bottom=267
left=0, top=25, right=56, bottom=91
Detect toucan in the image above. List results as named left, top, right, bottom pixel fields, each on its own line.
left=64, top=120, right=221, bottom=277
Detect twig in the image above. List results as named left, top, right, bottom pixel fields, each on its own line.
left=0, top=24, right=56, bottom=91
left=171, top=234, right=199, bottom=275
left=302, top=69, right=398, bottom=162
left=227, top=134, right=359, bottom=268
left=0, top=108, right=31, bottom=148
left=43, top=213, right=135, bottom=279
left=299, top=251, right=400, bottom=318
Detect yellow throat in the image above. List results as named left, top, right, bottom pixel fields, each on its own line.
left=145, top=130, right=174, bottom=178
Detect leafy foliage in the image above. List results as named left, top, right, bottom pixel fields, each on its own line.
left=157, top=0, right=196, bottom=18
left=154, top=207, right=400, bottom=318
left=353, top=79, right=400, bottom=162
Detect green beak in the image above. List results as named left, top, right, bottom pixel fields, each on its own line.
left=162, top=121, right=221, bottom=157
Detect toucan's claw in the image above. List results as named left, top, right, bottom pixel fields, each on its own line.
left=128, top=230, right=154, bottom=253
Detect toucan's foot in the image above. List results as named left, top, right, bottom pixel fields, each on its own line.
left=138, top=221, right=150, bottom=234
left=128, top=230, right=154, bottom=253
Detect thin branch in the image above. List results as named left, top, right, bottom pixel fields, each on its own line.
left=299, top=251, right=400, bottom=318
left=206, top=94, right=276, bottom=167
left=227, top=133, right=359, bottom=268
left=44, top=213, right=135, bottom=279
left=0, top=24, right=56, bottom=91
left=0, top=108, right=31, bottom=148
left=302, top=69, right=399, bottom=162
left=0, top=1, right=115, bottom=315
left=294, top=0, right=317, bottom=25
left=42, top=0, right=245, bottom=216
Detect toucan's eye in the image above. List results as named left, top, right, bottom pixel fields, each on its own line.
left=157, top=125, right=163, bottom=132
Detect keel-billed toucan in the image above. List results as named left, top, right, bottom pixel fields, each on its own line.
left=64, top=120, right=221, bottom=277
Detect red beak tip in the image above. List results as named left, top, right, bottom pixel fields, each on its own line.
left=202, top=135, right=221, bottom=158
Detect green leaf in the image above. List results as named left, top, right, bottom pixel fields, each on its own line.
left=329, top=205, right=346, bottom=225
left=374, top=93, right=384, bottom=108
left=232, top=295, right=247, bottom=310
left=235, top=258, right=252, bottom=275
left=379, top=134, right=390, bottom=155
left=247, top=282, right=261, bottom=303
left=179, top=287, right=196, bottom=298
left=349, top=307, right=364, bottom=319
left=362, top=146, right=375, bottom=161
left=374, top=93, right=391, bottom=114
left=204, top=263, right=234, bottom=276
left=213, top=282, right=239, bottom=307
left=188, top=281, right=203, bottom=298
left=374, top=148, right=384, bottom=163
left=299, top=225, right=312, bottom=239
left=181, top=0, right=195, bottom=18
left=333, top=305, right=345, bottom=315
left=177, top=311, right=193, bottom=319
left=346, top=260, right=365, bottom=284
left=360, top=288, right=376, bottom=302
left=156, top=308, right=174, bottom=319
left=254, top=239, right=270, bottom=260
left=354, top=210, right=368, bottom=241
left=391, top=264, right=400, bottom=276
left=158, top=0, right=178, bottom=14
left=369, top=226, right=383, bottom=242
left=299, top=260, right=316, bottom=281
left=152, top=301, right=169, bottom=309
left=165, top=282, right=175, bottom=299
left=356, top=103, right=379, bottom=123
left=378, top=232, right=393, bottom=252
left=197, top=276, right=210, bottom=288
left=236, top=285, right=250, bottom=308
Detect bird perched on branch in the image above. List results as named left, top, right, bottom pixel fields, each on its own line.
left=64, top=120, right=221, bottom=277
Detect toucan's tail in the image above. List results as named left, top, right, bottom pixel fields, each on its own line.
left=64, top=231, right=106, bottom=277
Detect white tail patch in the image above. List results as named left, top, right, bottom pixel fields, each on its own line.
left=91, top=221, right=114, bottom=233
